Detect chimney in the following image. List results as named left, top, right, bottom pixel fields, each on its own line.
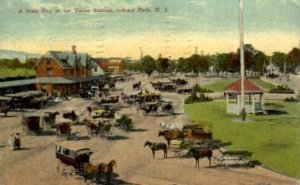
left=72, top=45, right=76, bottom=54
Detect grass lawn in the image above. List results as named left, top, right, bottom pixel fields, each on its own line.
left=0, top=68, right=36, bottom=78
left=185, top=100, right=300, bottom=178
left=251, top=79, right=276, bottom=91
left=201, top=78, right=275, bottom=92
left=201, top=79, right=235, bottom=92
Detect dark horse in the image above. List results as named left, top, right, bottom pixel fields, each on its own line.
left=132, top=81, right=141, bottom=90
left=63, top=111, right=78, bottom=121
left=190, top=147, right=212, bottom=168
left=144, top=140, right=168, bottom=159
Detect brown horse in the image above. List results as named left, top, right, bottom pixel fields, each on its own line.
left=84, top=118, right=98, bottom=136
left=158, top=129, right=184, bottom=148
left=190, top=147, right=212, bottom=168
left=98, top=160, right=117, bottom=183
left=83, top=163, right=98, bottom=182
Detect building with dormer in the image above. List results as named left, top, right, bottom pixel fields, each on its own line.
left=35, top=46, right=104, bottom=96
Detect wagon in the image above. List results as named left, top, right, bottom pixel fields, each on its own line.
left=139, top=102, right=160, bottom=115
left=21, top=115, right=42, bottom=135
left=56, top=119, right=72, bottom=139
left=217, top=154, right=258, bottom=168
left=160, top=101, right=174, bottom=115
left=91, top=108, right=115, bottom=119
left=56, top=142, right=93, bottom=174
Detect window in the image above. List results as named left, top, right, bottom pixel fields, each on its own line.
left=47, top=58, right=52, bottom=65
left=62, top=148, right=69, bottom=155
left=94, top=67, right=97, bottom=72
left=47, top=68, right=53, bottom=76
left=56, top=146, right=61, bottom=153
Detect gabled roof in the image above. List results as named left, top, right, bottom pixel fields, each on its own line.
left=224, top=79, right=263, bottom=94
left=42, top=51, right=91, bottom=68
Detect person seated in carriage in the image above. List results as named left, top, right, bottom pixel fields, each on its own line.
left=8, top=133, right=21, bottom=150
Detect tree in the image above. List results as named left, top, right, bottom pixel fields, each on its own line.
left=176, top=57, right=187, bottom=73
left=167, top=60, right=176, bottom=73
left=141, top=55, right=155, bottom=76
left=272, top=52, right=288, bottom=73
left=215, top=53, right=230, bottom=76
left=253, top=51, right=267, bottom=76
left=10, top=58, right=22, bottom=68
left=287, top=48, right=300, bottom=74
left=186, top=54, right=200, bottom=74
left=228, top=52, right=239, bottom=74
left=24, top=58, right=38, bottom=69
left=237, top=44, right=258, bottom=76
left=197, top=55, right=210, bottom=76
left=155, top=55, right=169, bottom=76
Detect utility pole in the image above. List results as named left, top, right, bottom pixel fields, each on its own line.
left=239, top=0, right=246, bottom=121
left=139, top=47, right=143, bottom=61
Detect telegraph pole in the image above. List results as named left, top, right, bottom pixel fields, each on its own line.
left=239, top=0, right=246, bottom=121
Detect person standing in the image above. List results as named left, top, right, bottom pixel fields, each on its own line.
left=8, top=134, right=16, bottom=150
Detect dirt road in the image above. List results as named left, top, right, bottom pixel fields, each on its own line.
left=0, top=74, right=298, bottom=185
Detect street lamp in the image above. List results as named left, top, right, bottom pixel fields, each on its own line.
left=239, top=0, right=246, bottom=121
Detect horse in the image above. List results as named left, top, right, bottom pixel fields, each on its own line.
left=132, top=81, right=141, bottom=90
left=63, top=111, right=78, bottom=121
left=83, top=118, right=99, bottom=136
left=190, top=147, right=212, bottom=168
left=158, top=129, right=184, bottom=148
left=161, top=103, right=174, bottom=114
left=42, top=111, right=59, bottom=127
left=140, top=104, right=159, bottom=115
left=83, top=163, right=99, bottom=183
left=98, top=160, right=117, bottom=183
left=0, top=105, right=11, bottom=116
left=144, top=140, right=168, bottom=159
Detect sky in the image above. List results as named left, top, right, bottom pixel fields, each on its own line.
left=0, top=0, right=299, bottom=59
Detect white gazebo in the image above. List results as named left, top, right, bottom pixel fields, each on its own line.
left=224, top=79, right=264, bottom=115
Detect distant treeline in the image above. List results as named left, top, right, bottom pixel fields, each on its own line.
left=124, top=44, right=300, bottom=76
left=0, top=58, right=38, bottom=69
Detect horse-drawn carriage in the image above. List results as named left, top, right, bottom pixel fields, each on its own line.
left=151, top=82, right=177, bottom=92
left=177, top=88, right=192, bottom=94
left=56, top=143, right=116, bottom=183
left=56, top=142, right=93, bottom=174
left=141, top=94, right=161, bottom=102
left=21, top=115, right=42, bottom=135
left=139, top=102, right=160, bottom=115
left=6, top=91, right=46, bottom=109
left=90, top=108, right=115, bottom=119
left=160, top=101, right=174, bottom=115
left=84, top=118, right=112, bottom=137
left=98, top=96, right=119, bottom=104
left=216, top=150, right=260, bottom=169
left=170, top=78, right=187, bottom=86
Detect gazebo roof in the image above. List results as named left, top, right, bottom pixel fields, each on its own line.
left=224, top=79, right=263, bottom=94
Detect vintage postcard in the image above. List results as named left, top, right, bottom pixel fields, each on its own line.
left=0, top=0, right=299, bottom=185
